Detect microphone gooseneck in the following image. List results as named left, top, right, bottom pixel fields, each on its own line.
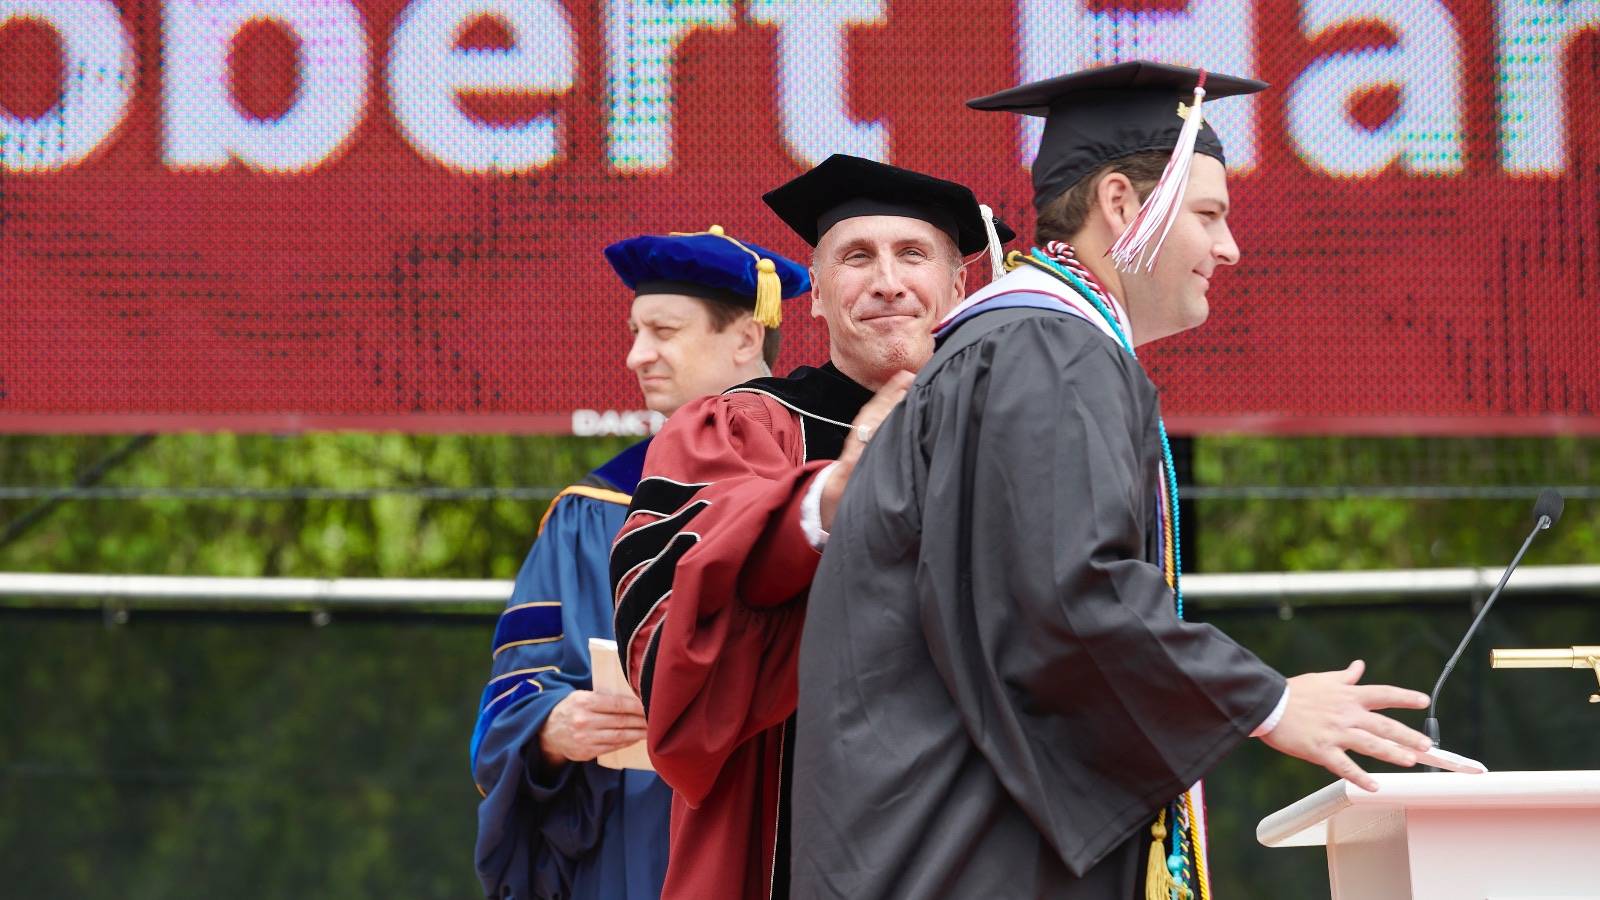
left=1425, top=490, right=1564, bottom=757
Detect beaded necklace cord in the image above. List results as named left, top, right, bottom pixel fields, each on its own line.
left=1012, top=245, right=1206, bottom=900
left=1017, top=247, right=1185, bottom=617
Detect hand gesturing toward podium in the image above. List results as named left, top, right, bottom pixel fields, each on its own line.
left=1260, top=659, right=1433, bottom=792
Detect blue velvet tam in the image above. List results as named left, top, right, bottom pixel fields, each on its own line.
left=604, top=226, right=810, bottom=328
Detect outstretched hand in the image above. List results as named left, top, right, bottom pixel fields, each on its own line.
left=1260, top=660, right=1432, bottom=792
left=819, top=370, right=915, bottom=532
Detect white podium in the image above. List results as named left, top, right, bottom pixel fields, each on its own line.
left=1257, top=771, right=1600, bottom=900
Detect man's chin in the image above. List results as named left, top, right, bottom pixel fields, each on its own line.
left=872, top=338, right=935, bottom=376
left=639, top=386, right=680, bottom=415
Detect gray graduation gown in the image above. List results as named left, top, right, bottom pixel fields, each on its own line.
left=792, top=305, right=1286, bottom=899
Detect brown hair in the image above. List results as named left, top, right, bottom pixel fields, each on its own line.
left=1033, top=150, right=1171, bottom=246
left=700, top=299, right=781, bottom=369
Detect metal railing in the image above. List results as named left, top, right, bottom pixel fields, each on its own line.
left=1, top=566, right=1596, bottom=620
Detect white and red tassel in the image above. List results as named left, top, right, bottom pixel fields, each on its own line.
left=978, top=203, right=1006, bottom=284
left=1109, top=72, right=1208, bottom=273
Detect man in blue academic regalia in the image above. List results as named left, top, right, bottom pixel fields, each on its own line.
left=471, top=227, right=811, bottom=900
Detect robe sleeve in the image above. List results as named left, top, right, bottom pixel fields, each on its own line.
left=610, top=392, right=826, bottom=805
left=912, top=314, right=1286, bottom=876
left=472, top=491, right=626, bottom=900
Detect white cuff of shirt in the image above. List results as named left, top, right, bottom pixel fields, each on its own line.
left=800, top=463, right=838, bottom=551
left=1251, top=685, right=1290, bottom=738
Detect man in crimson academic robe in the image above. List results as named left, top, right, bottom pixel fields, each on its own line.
left=471, top=227, right=808, bottom=900
left=608, top=155, right=1013, bottom=900
left=792, top=62, right=1435, bottom=899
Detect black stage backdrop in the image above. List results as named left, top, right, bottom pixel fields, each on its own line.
left=3, top=595, right=1597, bottom=899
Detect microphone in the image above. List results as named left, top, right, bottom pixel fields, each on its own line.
left=1423, top=489, right=1563, bottom=758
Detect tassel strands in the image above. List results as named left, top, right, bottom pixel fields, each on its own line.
left=1145, top=813, right=1182, bottom=900
left=1108, top=71, right=1209, bottom=273
left=1183, top=788, right=1211, bottom=900
left=978, top=203, right=1007, bottom=284
left=1145, top=810, right=1195, bottom=900
left=752, top=258, right=782, bottom=328
left=671, top=224, right=785, bottom=328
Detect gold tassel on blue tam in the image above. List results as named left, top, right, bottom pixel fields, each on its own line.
left=752, top=257, right=782, bottom=329
left=605, top=226, right=810, bottom=329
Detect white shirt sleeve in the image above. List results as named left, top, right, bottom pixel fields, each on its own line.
left=1250, top=685, right=1291, bottom=738
left=799, top=463, right=839, bottom=551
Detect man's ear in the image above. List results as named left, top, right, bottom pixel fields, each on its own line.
left=809, top=266, right=823, bottom=318
left=1096, top=172, right=1140, bottom=234
left=952, top=260, right=968, bottom=303
left=733, top=315, right=764, bottom=366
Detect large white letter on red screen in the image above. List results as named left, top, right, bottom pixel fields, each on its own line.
left=162, top=0, right=370, bottom=172
left=605, top=0, right=735, bottom=172
left=0, top=0, right=134, bottom=172
left=748, top=0, right=887, bottom=166
left=1499, top=0, right=1600, bottom=176
left=1018, top=0, right=1255, bottom=172
left=389, top=0, right=575, bottom=173
left=1287, top=0, right=1463, bottom=177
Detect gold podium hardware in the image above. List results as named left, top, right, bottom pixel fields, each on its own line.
left=1491, top=646, right=1600, bottom=703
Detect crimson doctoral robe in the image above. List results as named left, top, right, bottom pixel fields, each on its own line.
left=610, top=363, right=870, bottom=900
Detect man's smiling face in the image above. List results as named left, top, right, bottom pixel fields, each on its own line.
left=1120, top=154, right=1241, bottom=346
left=810, top=215, right=967, bottom=387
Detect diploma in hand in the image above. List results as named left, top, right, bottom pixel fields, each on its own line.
left=588, top=638, right=655, bottom=771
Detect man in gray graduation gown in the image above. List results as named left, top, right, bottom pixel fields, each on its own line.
left=792, top=61, right=1434, bottom=899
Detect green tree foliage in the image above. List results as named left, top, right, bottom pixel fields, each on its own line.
left=1195, top=436, right=1599, bottom=571
left=0, top=433, right=632, bottom=576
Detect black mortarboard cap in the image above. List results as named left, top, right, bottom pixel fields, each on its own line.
left=763, top=154, right=1015, bottom=256
left=967, top=61, right=1267, bottom=211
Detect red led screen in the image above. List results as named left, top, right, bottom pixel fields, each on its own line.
left=1, top=0, right=1597, bottom=434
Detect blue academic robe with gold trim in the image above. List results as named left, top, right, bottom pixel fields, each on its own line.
left=472, top=440, right=670, bottom=900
